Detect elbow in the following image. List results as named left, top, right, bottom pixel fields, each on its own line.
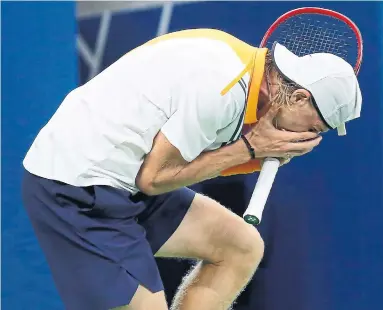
left=135, top=174, right=161, bottom=196
left=137, top=182, right=159, bottom=196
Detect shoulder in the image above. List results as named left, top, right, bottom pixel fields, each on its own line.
left=174, top=69, right=246, bottom=127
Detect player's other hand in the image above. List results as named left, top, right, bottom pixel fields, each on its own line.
left=245, top=105, right=322, bottom=158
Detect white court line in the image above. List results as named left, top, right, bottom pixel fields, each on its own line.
left=77, top=11, right=112, bottom=81
left=157, top=2, right=175, bottom=37
left=88, top=11, right=112, bottom=79
left=77, top=34, right=96, bottom=68
left=77, top=1, right=176, bottom=81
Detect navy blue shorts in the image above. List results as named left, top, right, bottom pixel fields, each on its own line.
left=21, top=170, right=195, bottom=310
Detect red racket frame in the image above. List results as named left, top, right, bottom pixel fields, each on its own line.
left=259, top=7, right=363, bottom=75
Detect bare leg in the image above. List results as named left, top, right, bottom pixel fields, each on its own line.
left=111, top=285, right=168, bottom=310
left=156, top=194, right=264, bottom=310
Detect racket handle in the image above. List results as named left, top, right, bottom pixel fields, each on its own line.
left=243, top=158, right=280, bottom=225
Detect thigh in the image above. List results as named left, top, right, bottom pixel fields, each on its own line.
left=137, top=186, right=196, bottom=255
left=155, top=193, right=262, bottom=263
left=112, top=285, right=168, bottom=310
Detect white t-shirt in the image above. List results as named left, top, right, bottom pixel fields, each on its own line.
left=23, top=37, right=250, bottom=193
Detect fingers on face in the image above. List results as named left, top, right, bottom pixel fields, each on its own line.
left=286, top=131, right=320, bottom=141
left=283, top=141, right=318, bottom=156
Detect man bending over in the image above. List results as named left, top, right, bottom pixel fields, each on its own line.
left=22, top=29, right=361, bottom=310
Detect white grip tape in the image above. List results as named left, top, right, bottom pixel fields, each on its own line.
left=243, top=158, right=280, bottom=223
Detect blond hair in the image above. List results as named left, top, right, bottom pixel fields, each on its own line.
left=264, top=50, right=300, bottom=108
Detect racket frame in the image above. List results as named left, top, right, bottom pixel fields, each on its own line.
left=259, top=7, right=363, bottom=74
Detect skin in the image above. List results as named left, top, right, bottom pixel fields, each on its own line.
left=246, top=67, right=328, bottom=166
left=258, top=67, right=329, bottom=135
left=123, top=62, right=326, bottom=310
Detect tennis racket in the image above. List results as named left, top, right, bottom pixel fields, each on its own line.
left=243, top=7, right=363, bottom=226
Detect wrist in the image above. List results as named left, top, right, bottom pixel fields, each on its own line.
left=244, top=132, right=264, bottom=158
left=240, top=135, right=256, bottom=160
left=225, top=138, right=253, bottom=163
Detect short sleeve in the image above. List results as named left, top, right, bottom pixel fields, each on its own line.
left=161, top=74, right=241, bottom=162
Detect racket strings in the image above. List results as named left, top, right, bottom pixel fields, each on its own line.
left=268, top=15, right=357, bottom=64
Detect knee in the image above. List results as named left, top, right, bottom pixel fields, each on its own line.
left=221, top=222, right=265, bottom=273
left=232, top=224, right=264, bottom=263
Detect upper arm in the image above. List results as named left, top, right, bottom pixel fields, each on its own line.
left=135, top=131, right=187, bottom=194
left=161, top=73, right=242, bottom=162
left=136, top=74, right=242, bottom=194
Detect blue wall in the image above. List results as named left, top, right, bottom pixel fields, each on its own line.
left=79, top=2, right=383, bottom=310
left=2, top=2, right=77, bottom=309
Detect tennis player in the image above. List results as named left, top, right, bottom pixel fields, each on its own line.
left=22, top=29, right=362, bottom=310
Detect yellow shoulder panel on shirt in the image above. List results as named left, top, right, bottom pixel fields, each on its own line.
left=129, top=29, right=268, bottom=124
left=144, top=29, right=255, bottom=64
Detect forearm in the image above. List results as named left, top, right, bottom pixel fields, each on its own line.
left=138, top=139, right=251, bottom=195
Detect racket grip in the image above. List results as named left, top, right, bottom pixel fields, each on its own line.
left=243, top=158, right=280, bottom=225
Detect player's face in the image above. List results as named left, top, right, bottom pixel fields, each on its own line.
left=274, top=89, right=329, bottom=134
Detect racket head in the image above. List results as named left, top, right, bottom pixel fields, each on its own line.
left=260, top=7, right=363, bottom=75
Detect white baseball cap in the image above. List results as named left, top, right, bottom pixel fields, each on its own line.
left=272, top=42, right=362, bottom=135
